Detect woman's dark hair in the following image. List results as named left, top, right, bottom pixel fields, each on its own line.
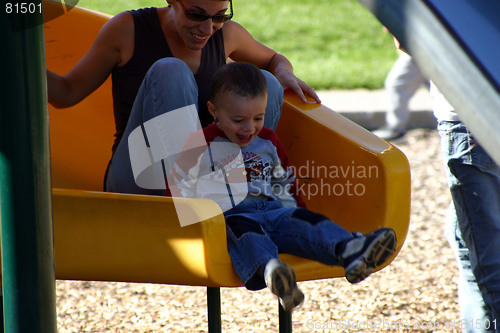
left=210, top=62, right=267, bottom=105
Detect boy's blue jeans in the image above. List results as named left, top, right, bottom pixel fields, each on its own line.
left=439, top=120, right=500, bottom=332
left=106, top=58, right=284, bottom=195
left=224, top=200, right=354, bottom=290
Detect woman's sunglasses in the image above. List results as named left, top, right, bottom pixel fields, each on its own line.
left=177, top=0, right=233, bottom=23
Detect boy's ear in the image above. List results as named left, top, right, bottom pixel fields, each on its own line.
left=207, top=101, right=217, bottom=119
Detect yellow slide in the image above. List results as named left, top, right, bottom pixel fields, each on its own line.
left=44, top=0, right=411, bottom=287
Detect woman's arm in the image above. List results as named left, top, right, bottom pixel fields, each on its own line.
left=223, top=21, right=321, bottom=104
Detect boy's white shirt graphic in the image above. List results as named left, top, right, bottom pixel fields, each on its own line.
left=170, top=124, right=299, bottom=215
left=128, top=111, right=300, bottom=227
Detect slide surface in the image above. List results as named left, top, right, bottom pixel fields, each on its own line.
left=44, top=0, right=411, bottom=286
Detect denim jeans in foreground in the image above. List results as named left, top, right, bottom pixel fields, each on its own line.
left=445, top=203, right=494, bottom=333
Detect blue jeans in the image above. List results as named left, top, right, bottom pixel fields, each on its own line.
left=224, top=200, right=354, bottom=290
left=106, top=58, right=284, bottom=195
left=439, top=120, right=500, bottom=332
left=446, top=203, right=494, bottom=332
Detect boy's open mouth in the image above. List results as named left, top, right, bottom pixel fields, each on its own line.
left=237, top=134, right=252, bottom=143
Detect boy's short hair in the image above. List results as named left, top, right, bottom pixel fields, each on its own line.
left=210, top=62, right=267, bottom=105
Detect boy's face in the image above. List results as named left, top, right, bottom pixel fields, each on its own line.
left=208, top=91, right=267, bottom=148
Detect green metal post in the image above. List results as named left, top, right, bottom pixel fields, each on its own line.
left=279, top=302, right=292, bottom=333
left=207, top=287, right=222, bottom=333
left=0, top=1, right=57, bottom=332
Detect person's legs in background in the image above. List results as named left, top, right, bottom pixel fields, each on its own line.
left=373, top=53, right=428, bottom=141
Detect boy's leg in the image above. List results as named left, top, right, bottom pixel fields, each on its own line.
left=270, top=207, right=396, bottom=283
left=225, top=213, right=304, bottom=311
left=264, top=258, right=304, bottom=312
left=225, top=214, right=279, bottom=290
left=107, top=58, right=199, bottom=195
left=270, top=208, right=354, bottom=265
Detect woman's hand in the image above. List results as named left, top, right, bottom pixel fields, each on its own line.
left=268, top=53, right=321, bottom=104
left=274, top=67, right=321, bottom=104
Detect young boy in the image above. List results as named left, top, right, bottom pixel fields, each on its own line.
left=168, top=62, right=397, bottom=312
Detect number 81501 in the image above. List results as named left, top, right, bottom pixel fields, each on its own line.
left=6, top=3, right=42, bottom=14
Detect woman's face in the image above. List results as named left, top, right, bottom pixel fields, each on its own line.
left=172, top=0, right=230, bottom=50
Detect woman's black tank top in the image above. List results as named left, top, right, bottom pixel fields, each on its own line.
left=111, top=7, right=226, bottom=153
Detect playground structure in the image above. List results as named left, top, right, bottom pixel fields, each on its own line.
left=1, top=0, right=411, bottom=331
left=357, top=0, right=500, bottom=166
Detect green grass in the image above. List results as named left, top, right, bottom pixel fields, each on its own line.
left=75, top=0, right=398, bottom=89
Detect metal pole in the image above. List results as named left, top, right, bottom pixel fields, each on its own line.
left=207, top=287, right=222, bottom=333
left=279, top=302, right=293, bottom=333
left=0, top=1, right=57, bottom=332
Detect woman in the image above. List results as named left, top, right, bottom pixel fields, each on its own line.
left=47, top=0, right=320, bottom=195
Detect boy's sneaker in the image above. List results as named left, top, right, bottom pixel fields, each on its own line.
left=264, top=259, right=304, bottom=312
left=339, top=228, right=397, bottom=284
